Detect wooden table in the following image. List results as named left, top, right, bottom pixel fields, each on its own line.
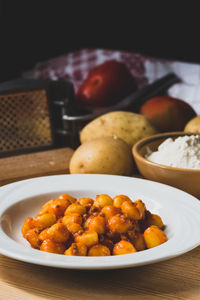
left=0, top=148, right=200, bottom=300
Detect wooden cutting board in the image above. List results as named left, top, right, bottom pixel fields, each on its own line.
left=0, top=147, right=74, bottom=186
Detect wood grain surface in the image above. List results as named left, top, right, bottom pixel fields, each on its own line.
left=0, top=148, right=200, bottom=300
left=0, top=147, right=74, bottom=186
left=0, top=247, right=200, bottom=300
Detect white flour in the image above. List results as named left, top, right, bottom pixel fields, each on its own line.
left=146, top=135, right=200, bottom=169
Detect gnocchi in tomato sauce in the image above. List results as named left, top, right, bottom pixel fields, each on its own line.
left=21, top=193, right=167, bottom=256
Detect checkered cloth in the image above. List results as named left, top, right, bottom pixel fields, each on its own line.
left=33, top=49, right=149, bottom=92
left=28, top=48, right=200, bottom=114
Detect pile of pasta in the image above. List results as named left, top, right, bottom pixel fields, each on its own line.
left=21, top=194, right=167, bottom=256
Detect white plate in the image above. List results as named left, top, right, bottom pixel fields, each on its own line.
left=0, top=174, right=200, bottom=270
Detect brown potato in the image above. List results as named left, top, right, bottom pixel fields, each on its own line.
left=80, top=111, right=157, bottom=148
left=69, top=136, right=134, bottom=175
left=184, top=116, right=200, bottom=134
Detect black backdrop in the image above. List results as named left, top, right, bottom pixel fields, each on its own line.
left=0, top=1, right=200, bottom=82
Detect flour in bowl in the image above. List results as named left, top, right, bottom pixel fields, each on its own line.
left=146, top=135, right=200, bottom=169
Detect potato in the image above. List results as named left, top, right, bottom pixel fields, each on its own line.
left=184, top=116, right=200, bottom=134
left=69, top=136, right=134, bottom=175
left=80, top=111, right=157, bottom=148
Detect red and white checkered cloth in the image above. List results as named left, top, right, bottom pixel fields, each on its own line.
left=26, top=48, right=200, bottom=114
left=33, top=49, right=148, bottom=92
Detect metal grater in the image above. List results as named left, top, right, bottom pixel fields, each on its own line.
left=0, top=78, right=79, bottom=158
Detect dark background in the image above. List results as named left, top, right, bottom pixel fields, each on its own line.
left=0, top=1, right=199, bottom=83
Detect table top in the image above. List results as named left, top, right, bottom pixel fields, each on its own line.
left=0, top=148, right=200, bottom=300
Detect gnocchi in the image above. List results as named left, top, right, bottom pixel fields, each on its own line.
left=22, top=193, right=167, bottom=256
